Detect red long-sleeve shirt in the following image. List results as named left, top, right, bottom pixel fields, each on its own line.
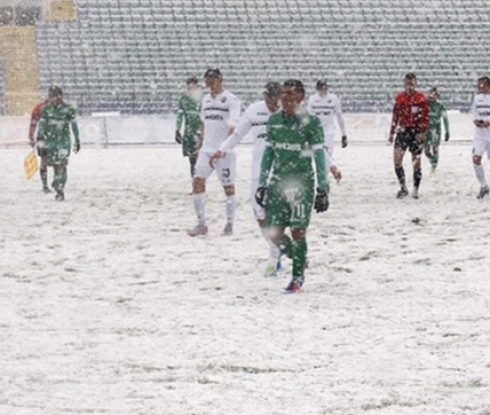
left=29, top=100, right=48, bottom=142
left=390, top=91, right=429, bottom=135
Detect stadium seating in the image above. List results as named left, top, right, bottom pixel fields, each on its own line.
left=35, top=0, right=488, bottom=114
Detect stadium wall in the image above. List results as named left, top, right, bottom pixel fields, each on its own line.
left=0, top=112, right=474, bottom=148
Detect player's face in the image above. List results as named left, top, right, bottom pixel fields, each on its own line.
left=317, top=86, right=328, bottom=96
left=427, top=91, right=436, bottom=102
left=281, top=86, right=304, bottom=115
left=50, top=94, right=62, bottom=106
left=264, top=95, right=280, bottom=112
left=477, top=80, right=490, bottom=94
left=404, top=78, right=417, bottom=94
left=204, top=75, right=221, bottom=89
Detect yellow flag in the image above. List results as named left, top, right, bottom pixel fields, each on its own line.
left=23, top=150, right=39, bottom=180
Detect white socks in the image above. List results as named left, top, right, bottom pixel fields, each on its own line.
left=226, top=195, right=236, bottom=224
left=260, top=227, right=280, bottom=265
left=474, top=164, right=487, bottom=187
left=193, top=193, right=206, bottom=226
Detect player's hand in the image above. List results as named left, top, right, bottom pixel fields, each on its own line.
left=209, top=150, right=223, bottom=168
left=416, top=133, right=424, bottom=143
left=330, top=166, right=342, bottom=183
left=29, top=139, right=35, bottom=148
left=445, top=132, right=450, bottom=142
left=388, top=133, right=394, bottom=144
left=341, top=135, right=348, bottom=148
left=314, top=189, right=329, bottom=213
left=175, top=131, right=183, bottom=144
left=74, top=141, right=81, bottom=153
left=254, top=186, right=268, bottom=208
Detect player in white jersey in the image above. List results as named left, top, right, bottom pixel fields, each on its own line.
left=187, top=68, right=241, bottom=236
left=307, top=79, right=348, bottom=159
left=471, top=76, right=490, bottom=199
left=208, top=82, right=282, bottom=276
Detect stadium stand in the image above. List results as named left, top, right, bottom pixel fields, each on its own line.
left=0, top=63, right=4, bottom=115
left=31, top=0, right=490, bottom=115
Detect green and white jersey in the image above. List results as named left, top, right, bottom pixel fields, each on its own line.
left=265, top=109, right=325, bottom=181
left=176, top=93, right=201, bottom=138
left=427, top=100, right=449, bottom=134
left=38, top=102, right=77, bottom=143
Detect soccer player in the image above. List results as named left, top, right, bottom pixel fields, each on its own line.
left=29, top=92, right=51, bottom=192
left=388, top=73, right=429, bottom=199
left=307, top=79, right=348, bottom=157
left=424, top=87, right=450, bottom=175
left=175, top=77, right=201, bottom=184
left=471, top=76, right=490, bottom=199
left=255, top=79, right=329, bottom=293
left=187, top=68, right=241, bottom=236
left=37, top=86, right=80, bottom=201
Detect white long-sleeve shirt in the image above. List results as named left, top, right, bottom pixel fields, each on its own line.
left=472, top=93, right=490, bottom=140
left=307, top=92, right=346, bottom=150
left=219, top=100, right=277, bottom=180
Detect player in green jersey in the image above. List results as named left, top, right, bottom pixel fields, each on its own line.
left=37, top=86, right=80, bottom=201
left=424, top=87, right=450, bottom=175
left=255, top=79, right=329, bottom=293
left=175, top=77, right=202, bottom=185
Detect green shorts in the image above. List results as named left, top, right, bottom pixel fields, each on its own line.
left=45, top=140, right=71, bottom=166
left=182, top=133, right=198, bottom=157
left=265, top=175, right=314, bottom=229
left=424, top=128, right=441, bottom=146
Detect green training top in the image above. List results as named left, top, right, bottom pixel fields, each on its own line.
left=38, top=101, right=79, bottom=144
left=428, top=100, right=449, bottom=134
left=261, top=109, right=327, bottom=191
left=176, top=94, right=201, bottom=138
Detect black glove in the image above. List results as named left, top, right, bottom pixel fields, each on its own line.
left=341, top=135, right=348, bottom=148
left=74, top=141, right=81, bottom=153
left=254, top=186, right=268, bottom=208
left=314, top=189, right=329, bottom=213
left=445, top=132, right=450, bottom=142
left=175, top=131, right=183, bottom=144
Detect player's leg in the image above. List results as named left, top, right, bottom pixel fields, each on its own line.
left=284, top=180, right=314, bottom=293
left=410, top=137, right=423, bottom=199
left=53, top=162, right=67, bottom=201
left=251, top=179, right=281, bottom=276
left=473, top=139, right=489, bottom=199
left=188, top=152, right=212, bottom=236
left=216, top=152, right=236, bottom=236
left=37, top=141, right=50, bottom=192
left=394, top=132, right=409, bottom=198
left=431, top=143, right=440, bottom=173
left=189, top=155, right=197, bottom=179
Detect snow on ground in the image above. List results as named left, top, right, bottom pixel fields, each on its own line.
left=1, top=142, right=490, bottom=415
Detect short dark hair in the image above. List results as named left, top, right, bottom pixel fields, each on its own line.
left=48, top=86, right=63, bottom=96
left=204, top=68, right=222, bottom=78
left=478, top=76, right=490, bottom=86
left=263, top=81, right=281, bottom=99
left=316, top=79, right=328, bottom=89
left=404, top=73, right=417, bottom=81
left=186, top=77, right=199, bottom=85
left=283, top=79, right=305, bottom=94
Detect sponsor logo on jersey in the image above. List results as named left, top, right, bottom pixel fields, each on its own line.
left=275, top=142, right=302, bottom=151
left=205, top=114, right=224, bottom=121
left=221, top=97, right=227, bottom=103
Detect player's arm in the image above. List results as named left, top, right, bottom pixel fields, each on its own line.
left=175, top=99, right=184, bottom=143
left=70, top=109, right=81, bottom=153
left=227, top=95, right=241, bottom=136
left=334, top=98, right=348, bottom=147
left=442, top=106, right=450, bottom=141
left=389, top=100, right=399, bottom=143
left=28, top=107, right=39, bottom=146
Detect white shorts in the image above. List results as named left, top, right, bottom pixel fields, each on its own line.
left=195, top=151, right=236, bottom=186
left=473, top=137, right=490, bottom=159
left=250, top=178, right=265, bottom=220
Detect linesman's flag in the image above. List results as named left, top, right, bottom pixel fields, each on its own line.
left=23, top=150, right=39, bottom=179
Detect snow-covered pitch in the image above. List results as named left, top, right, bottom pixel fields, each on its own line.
left=2, top=142, right=490, bottom=414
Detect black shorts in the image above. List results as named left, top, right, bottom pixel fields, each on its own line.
left=394, top=128, right=423, bottom=155
left=36, top=140, right=47, bottom=157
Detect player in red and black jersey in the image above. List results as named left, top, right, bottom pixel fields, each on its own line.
left=388, top=73, right=429, bottom=199
left=29, top=93, right=51, bottom=192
